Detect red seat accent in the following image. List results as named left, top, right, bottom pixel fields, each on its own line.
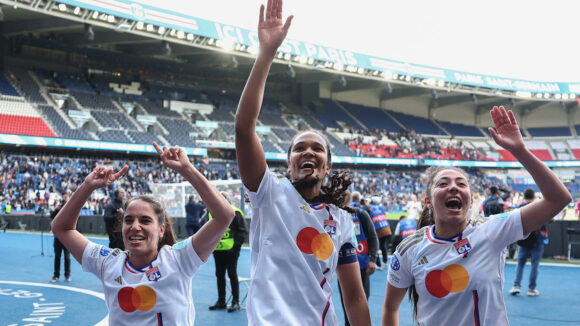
left=0, top=114, right=56, bottom=137
left=529, top=149, right=553, bottom=161
left=498, top=149, right=517, bottom=161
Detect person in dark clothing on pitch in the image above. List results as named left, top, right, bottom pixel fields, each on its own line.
left=185, top=194, right=206, bottom=237
left=103, top=188, right=125, bottom=249
left=50, top=196, right=71, bottom=283
left=209, top=192, right=248, bottom=313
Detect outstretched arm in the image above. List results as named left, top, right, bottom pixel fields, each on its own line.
left=235, top=0, right=293, bottom=191
left=381, top=284, right=406, bottom=326
left=336, top=262, right=372, bottom=326
left=153, top=142, right=234, bottom=261
left=488, top=106, right=571, bottom=234
left=51, top=165, right=128, bottom=263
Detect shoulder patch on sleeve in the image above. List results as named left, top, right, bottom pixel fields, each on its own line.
left=396, top=227, right=426, bottom=256
left=172, top=240, right=188, bottom=250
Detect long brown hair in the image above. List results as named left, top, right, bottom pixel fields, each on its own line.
left=123, top=195, right=177, bottom=250
left=286, top=130, right=353, bottom=213
left=409, top=166, right=470, bottom=320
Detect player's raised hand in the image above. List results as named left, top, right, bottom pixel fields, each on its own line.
left=85, top=165, right=128, bottom=190
left=488, top=105, right=525, bottom=153
left=153, top=141, right=191, bottom=173
left=258, top=0, right=293, bottom=54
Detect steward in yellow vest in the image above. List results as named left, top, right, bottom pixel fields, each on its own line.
left=209, top=205, right=245, bottom=251
left=209, top=196, right=248, bottom=313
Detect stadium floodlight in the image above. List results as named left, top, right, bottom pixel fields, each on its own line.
left=543, top=93, right=550, bottom=99
left=186, top=33, right=195, bottom=41
left=176, top=30, right=185, bottom=39
left=276, top=52, right=284, bottom=59
left=357, top=67, right=365, bottom=74
left=437, top=80, right=446, bottom=87
left=158, top=26, right=166, bottom=35
left=169, top=29, right=177, bottom=37
left=136, top=21, right=144, bottom=30
left=84, top=24, right=95, bottom=41
left=423, top=78, right=436, bottom=86
left=562, top=94, right=569, bottom=100
left=247, top=46, right=259, bottom=55
left=382, top=70, right=393, bottom=80
left=554, top=93, right=562, bottom=99
left=307, top=58, right=314, bottom=65
left=146, top=24, right=154, bottom=32
left=515, top=91, right=532, bottom=98
left=404, top=75, right=411, bottom=82
left=92, top=11, right=99, bottom=19
left=73, top=7, right=81, bottom=15
left=107, top=15, right=115, bottom=23
left=58, top=3, right=67, bottom=11
left=216, top=39, right=235, bottom=51
left=334, top=63, right=344, bottom=71
left=535, top=93, right=543, bottom=98
left=283, top=53, right=291, bottom=60
left=298, top=56, right=308, bottom=64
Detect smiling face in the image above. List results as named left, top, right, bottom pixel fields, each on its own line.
left=122, top=199, right=165, bottom=266
left=287, top=131, right=331, bottom=189
left=424, top=169, right=472, bottom=235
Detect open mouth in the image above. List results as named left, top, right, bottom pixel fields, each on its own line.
left=299, top=161, right=317, bottom=170
left=445, top=198, right=463, bottom=210
left=128, top=236, right=145, bottom=244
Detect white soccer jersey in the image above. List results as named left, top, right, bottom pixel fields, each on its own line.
left=388, top=210, right=524, bottom=326
left=246, top=168, right=356, bottom=326
left=82, top=237, right=203, bottom=326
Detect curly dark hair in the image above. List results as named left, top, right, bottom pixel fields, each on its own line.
left=286, top=130, right=354, bottom=213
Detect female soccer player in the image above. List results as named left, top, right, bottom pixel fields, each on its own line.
left=51, top=143, right=234, bottom=325
left=234, top=0, right=371, bottom=325
left=382, top=106, right=571, bottom=325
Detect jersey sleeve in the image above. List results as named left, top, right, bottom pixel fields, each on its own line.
left=245, top=167, right=279, bottom=210
left=172, top=237, right=204, bottom=278
left=82, top=242, right=115, bottom=280
left=337, top=208, right=357, bottom=265
left=387, top=249, right=414, bottom=289
left=480, top=209, right=525, bottom=252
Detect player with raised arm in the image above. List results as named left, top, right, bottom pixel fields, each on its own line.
left=51, top=142, right=234, bottom=325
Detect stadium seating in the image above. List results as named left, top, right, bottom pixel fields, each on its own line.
left=388, top=111, right=445, bottom=135
left=0, top=73, right=20, bottom=97
left=315, top=99, right=366, bottom=130
left=0, top=100, right=56, bottom=137
left=438, top=120, right=483, bottom=137
left=341, top=102, right=402, bottom=132
left=528, top=126, right=571, bottom=137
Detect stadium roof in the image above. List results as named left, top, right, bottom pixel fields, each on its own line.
left=0, top=0, right=578, bottom=128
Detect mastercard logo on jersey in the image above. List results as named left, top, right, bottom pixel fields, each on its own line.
left=296, top=227, right=334, bottom=260
left=118, top=285, right=157, bottom=312
left=425, top=264, right=470, bottom=298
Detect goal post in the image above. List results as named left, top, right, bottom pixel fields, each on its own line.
left=148, top=179, right=245, bottom=218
